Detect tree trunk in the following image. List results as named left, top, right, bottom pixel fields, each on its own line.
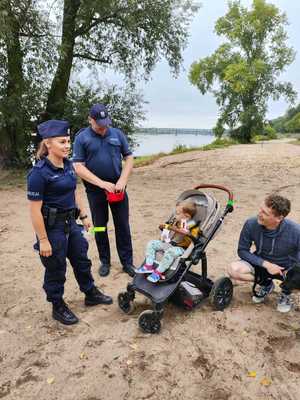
left=240, top=125, right=253, bottom=143
left=46, top=0, right=81, bottom=117
left=0, top=1, right=26, bottom=166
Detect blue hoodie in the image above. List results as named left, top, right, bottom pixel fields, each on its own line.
left=238, top=217, right=300, bottom=269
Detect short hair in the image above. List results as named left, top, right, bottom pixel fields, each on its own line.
left=179, top=200, right=197, bottom=217
left=265, top=194, right=291, bottom=217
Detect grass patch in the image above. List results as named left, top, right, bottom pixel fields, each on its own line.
left=253, top=135, right=275, bottom=142
left=134, top=138, right=237, bottom=167
left=133, top=152, right=167, bottom=167
left=201, top=138, right=237, bottom=150
left=171, top=144, right=195, bottom=154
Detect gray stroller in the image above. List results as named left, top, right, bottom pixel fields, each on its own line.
left=118, top=184, right=234, bottom=333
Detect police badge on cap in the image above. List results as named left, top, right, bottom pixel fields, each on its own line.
left=37, top=120, right=70, bottom=139
left=89, top=103, right=112, bottom=127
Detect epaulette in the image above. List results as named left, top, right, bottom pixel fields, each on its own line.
left=33, top=159, right=46, bottom=168
left=75, top=127, right=87, bottom=137
left=27, top=159, right=45, bottom=178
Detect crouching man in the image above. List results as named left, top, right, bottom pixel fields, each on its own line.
left=228, top=194, right=300, bottom=312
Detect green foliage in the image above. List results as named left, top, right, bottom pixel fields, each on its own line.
left=0, top=0, right=57, bottom=166
left=134, top=153, right=167, bottom=167
left=73, top=0, right=199, bottom=77
left=263, top=124, right=277, bottom=139
left=270, top=104, right=300, bottom=133
left=0, top=0, right=198, bottom=167
left=172, top=144, right=189, bottom=153
left=64, top=82, right=145, bottom=146
left=189, top=0, right=296, bottom=144
left=284, top=112, right=300, bottom=133
left=201, top=138, right=237, bottom=150
left=47, top=0, right=199, bottom=116
left=253, top=124, right=277, bottom=141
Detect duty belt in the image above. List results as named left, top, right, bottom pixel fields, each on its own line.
left=42, top=206, right=77, bottom=228
left=55, top=209, right=76, bottom=221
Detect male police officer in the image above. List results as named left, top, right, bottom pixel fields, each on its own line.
left=72, top=104, right=135, bottom=277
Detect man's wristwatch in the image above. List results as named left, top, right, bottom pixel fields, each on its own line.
left=79, top=214, right=88, bottom=220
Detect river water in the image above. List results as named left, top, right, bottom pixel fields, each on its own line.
left=132, top=133, right=214, bottom=156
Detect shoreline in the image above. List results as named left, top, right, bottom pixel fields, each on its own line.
left=0, top=137, right=296, bottom=186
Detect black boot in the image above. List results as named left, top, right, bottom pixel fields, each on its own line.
left=52, top=300, right=79, bottom=325
left=98, top=263, right=111, bottom=277
left=85, top=286, right=113, bottom=306
left=122, top=264, right=136, bottom=277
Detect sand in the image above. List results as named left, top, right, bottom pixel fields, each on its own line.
left=0, top=139, right=300, bottom=400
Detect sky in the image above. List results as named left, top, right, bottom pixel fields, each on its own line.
left=82, top=0, right=300, bottom=129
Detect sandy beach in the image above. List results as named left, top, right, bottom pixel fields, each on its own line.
left=1, top=139, right=300, bottom=400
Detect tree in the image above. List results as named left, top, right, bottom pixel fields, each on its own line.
left=46, top=0, right=199, bottom=117
left=270, top=103, right=300, bottom=133
left=189, top=0, right=296, bottom=143
left=0, top=0, right=56, bottom=166
left=284, top=112, right=300, bottom=133
left=0, top=0, right=199, bottom=166
left=63, top=81, right=145, bottom=147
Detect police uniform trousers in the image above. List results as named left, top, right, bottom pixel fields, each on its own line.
left=87, top=190, right=133, bottom=267
left=39, top=218, right=94, bottom=304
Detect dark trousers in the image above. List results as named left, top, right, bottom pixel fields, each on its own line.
left=253, top=264, right=290, bottom=294
left=87, top=190, right=133, bottom=267
left=38, top=219, right=94, bottom=304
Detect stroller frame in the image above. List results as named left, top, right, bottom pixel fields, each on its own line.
left=118, top=184, right=234, bottom=333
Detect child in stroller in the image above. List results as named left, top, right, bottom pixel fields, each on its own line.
left=118, top=184, right=234, bottom=334
left=135, top=200, right=201, bottom=283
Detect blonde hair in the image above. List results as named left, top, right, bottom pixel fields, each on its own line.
left=36, top=139, right=48, bottom=160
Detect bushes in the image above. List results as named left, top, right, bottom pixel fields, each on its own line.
left=254, top=125, right=277, bottom=142
left=284, top=112, right=300, bottom=133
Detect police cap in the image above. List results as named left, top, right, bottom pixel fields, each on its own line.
left=89, top=103, right=112, bottom=127
left=38, top=120, right=70, bottom=139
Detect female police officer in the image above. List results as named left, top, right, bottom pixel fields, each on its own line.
left=27, top=120, right=113, bottom=325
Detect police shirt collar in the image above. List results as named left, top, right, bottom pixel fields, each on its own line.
left=90, top=126, right=110, bottom=138
left=45, top=157, right=69, bottom=171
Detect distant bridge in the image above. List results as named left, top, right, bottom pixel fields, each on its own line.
left=136, top=127, right=213, bottom=135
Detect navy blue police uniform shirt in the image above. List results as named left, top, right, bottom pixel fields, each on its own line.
left=27, top=158, right=77, bottom=210
left=72, top=127, right=132, bottom=192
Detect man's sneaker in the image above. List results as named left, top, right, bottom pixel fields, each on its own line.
left=277, top=293, right=292, bottom=313
left=85, top=286, right=113, bottom=306
left=98, top=263, right=111, bottom=277
left=252, top=281, right=274, bottom=304
left=122, top=264, right=135, bottom=277
left=52, top=300, right=79, bottom=325
left=135, top=264, right=155, bottom=274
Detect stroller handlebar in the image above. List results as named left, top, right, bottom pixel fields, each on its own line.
left=193, top=184, right=234, bottom=202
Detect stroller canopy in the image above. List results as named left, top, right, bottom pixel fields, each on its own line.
left=176, top=190, right=222, bottom=238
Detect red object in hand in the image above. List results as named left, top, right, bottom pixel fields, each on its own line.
left=105, top=190, right=125, bottom=203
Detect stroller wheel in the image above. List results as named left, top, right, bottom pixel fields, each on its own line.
left=210, top=277, right=233, bottom=311
left=118, top=292, right=135, bottom=314
left=138, top=310, right=161, bottom=334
